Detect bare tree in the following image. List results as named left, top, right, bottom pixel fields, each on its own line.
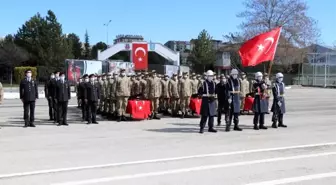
left=237, top=0, right=320, bottom=47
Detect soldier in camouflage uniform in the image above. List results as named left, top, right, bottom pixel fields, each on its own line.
left=97, top=75, right=104, bottom=114
left=179, top=72, right=192, bottom=118
left=148, top=70, right=162, bottom=119
left=240, top=72, right=250, bottom=113
left=169, top=73, right=179, bottom=116
left=160, top=74, right=170, bottom=114
left=190, top=73, right=198, bottom=97
left=103, top=73, right=110, bottom=115
left=116, top=69, right=131, bottom=122
left=109, top=72, right=118, bottom=118
left=131, top=73, right=141, bottom=98
left=140, top=72, right=148, bottom=99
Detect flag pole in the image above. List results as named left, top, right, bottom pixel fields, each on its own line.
left=267, top=26, right=282, bottom=77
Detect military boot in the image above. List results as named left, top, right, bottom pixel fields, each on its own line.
left=153, top=113, right=161, bottom=120
left=272, top=122, right=278, bottom=128
left=233, top=123, right=242, bottom=131
left=225, top=122, right=231, bottom=132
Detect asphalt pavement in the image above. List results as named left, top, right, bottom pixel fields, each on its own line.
left=0, top=87, right=335, bottom=185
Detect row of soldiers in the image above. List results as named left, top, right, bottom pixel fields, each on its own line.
left=76, top=69, right=272, bottom=122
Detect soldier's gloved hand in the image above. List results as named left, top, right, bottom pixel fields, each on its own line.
left=228, top=99, right=232, bottom=104
left=277, top=101, right=282, bottom=107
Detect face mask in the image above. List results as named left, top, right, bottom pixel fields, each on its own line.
left=242, top=75, right=246, bottom=79
left=192, top=77, right=196, bottom=80
left=55, top=74, right=59, bottom=78
left=232, top=74, right=238, bottom=79
left=85, top=78, right=89, bottom=82
left=153, top=74, right=157, bottom=78
left=221, top=79, right=227, bottom=83
left=60, top=76, right=65, bottom=81
left=164, top=77, right=169, bottom=80
left=90, top=78, right=95, bottom=82
left=183, top=75, right=188, bottom=79
left=50, top=75, right=55, bottom=79
left=80, top=79, right=83, bottom=82
left=278, top=78, right=283, bottom=83
left=257, top=76, right=262, bottom=81
left=207, top=76, right=213, bottom=81
left=121, top=73, right=126, bottom=76
left=26, top=73, right=32, bottom=78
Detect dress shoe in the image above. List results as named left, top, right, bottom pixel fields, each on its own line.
left=259, top=125, right=268, bottom=130
left=199, top=129, right=204, bottom=134
left=272, top=122, right=277, bottom=128
left=92, top=122, right=99, bottom=124
left=63, top=123, right=69, bottom=126
left=279, top=124, right=287, bottom=128
left=233, top=126, right=242, bottom=131
left=208, top=128, right=217, bottom=133
left=29, top=123, right=36, bottom=127
left=254, top=125, right=259, bottom=130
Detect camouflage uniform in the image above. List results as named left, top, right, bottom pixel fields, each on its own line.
left=169, top=74, right=179, bottom=115
left=103, top=74, right=111, bottom=114
left=97, top=75, right=105, bottom=113
left=179, top=72, right=192, bottom=117
left=190, top=73, right=198, bottom=96
left=132, top=73, right=141, bottom=97
left=148, top=70, right=162, bottom=119
left=116, top=70, right=131, bottom=120
left=109, top=73, right=118, bottom=116
left=140, top=73, right=148, bottom=99
left=160, top=75, right=170, bottom=113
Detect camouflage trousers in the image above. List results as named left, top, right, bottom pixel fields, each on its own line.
left=180, top=96, right=190, bottom=113
left=170, top=97, right=179, bottom=114
left=117, top=96, right=128, bottom=116
left=150, top=97, right=160, bottom=113
left=109, top=99, right=117, bottom=114
left=104, top=98, right=110, bottom=113
left=98, top=97, right=105, bottom=111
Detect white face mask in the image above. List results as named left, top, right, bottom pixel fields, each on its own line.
left=153, top=74, right=157, bottom=78
left=207, top=76, right=213, bottom=81
left=26, top=73, right=32, bottom=78
left=121, top=73, right=126, bottom=76
left=164, top=77, right=169, bottom=80
left=221, top=79, right=227, bottom=83
left=60, top=76, right=65, bottom=81
left=277, top=78, right=283, bottom=83
left=90, top=78, right=95, bottom=82
left=232, top=74, right=238, bottom=79
left=85, top=78, right=89, bottom=82
left=55, top=74, right=59, bottom=78
left=257, top=76, right=263, bottom=81
left=50, top=75, right=55, bottom=79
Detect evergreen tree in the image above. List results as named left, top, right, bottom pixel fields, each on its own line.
left=83, top=30, right=91, bottom=59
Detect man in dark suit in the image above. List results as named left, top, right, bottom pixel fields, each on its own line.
left=20, top=69, right=39, bottom=127
left=45, top=73, right=55, bottom=120
left=55, top=72, right=71, bottom=126
left=215, top=74, right=229, bottom=126
left=52, top=71, right=60, bottom=123
left=85, top=74, right=100, bottom=124
left=79, top=74, right=89, bottom=121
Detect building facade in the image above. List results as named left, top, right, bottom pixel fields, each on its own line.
left=113, top=35, right=144, bottom=44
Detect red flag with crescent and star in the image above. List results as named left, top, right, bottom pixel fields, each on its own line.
left=132, top=43, right=148, bottom=70
left=239, top=27, right=281, bottom=67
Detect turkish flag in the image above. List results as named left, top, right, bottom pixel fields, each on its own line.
left=132, top=43, right=148, bottom=70
left=239, top=27, right=281, bottom=67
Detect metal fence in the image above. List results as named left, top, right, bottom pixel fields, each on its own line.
left=299, top=53, right=336, bottom=87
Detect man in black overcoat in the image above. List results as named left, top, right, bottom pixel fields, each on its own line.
left=215, top=74, right=229, bottom=126
left=45, top=73, right=55, bottom=120
left=55, top=72, right=71, bottom=126
left=79, top=74, right=89, bottom=121
left=20, top=69, right=39, bottom=127
left=198, top=70, right=217, bottom=134
left=85, top=74, right=100, bottom=124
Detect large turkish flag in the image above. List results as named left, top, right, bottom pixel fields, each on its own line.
left=132, top=43, right=148, bottom=70
left=239, top=27, right=281, bottom=67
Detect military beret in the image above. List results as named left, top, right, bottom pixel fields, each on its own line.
left=196, top=74, right=201, bottom=77
left=136, top=72, right=141, bottom=76
left=151, top=70, right=156, bottom=74
left=144, top=72, right=149, bottom=75
left=89, top=74, right=95, bottom=78
left=183, top=72, right=188, bottom=75
left=82, top=74, right=88, bottom=78
left=25, top=69, right=32, bottom=73
left=120, top=69, right=126, bottom=72
left=173, top=73, right=177, bottom=76
left=191, top=72, right=196, bottom=76
left=164, top=74, right=169, bottom=77
left=107, top=73, right=112, bottom=76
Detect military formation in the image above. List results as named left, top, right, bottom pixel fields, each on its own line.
left=1, top=68, right=287, bottom=134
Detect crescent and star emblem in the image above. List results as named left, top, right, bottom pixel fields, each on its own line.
left=134, top=47, right=147, bottom=62
left=257, top=37, right=275, bottom=54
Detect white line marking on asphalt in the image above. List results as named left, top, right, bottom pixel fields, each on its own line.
left=0, top=142, right=335, bottom=179
left=51, top=152, right=336, bottom=185
left=245, top=172, right=336, bottom=185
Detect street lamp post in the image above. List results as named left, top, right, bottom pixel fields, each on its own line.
left=103, top=20, right=112, bottom=44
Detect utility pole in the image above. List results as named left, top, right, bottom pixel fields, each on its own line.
left=103, top=20, right=112, bottom=44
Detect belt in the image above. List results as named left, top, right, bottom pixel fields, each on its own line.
left=202, top=94, right=216, bottom=97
